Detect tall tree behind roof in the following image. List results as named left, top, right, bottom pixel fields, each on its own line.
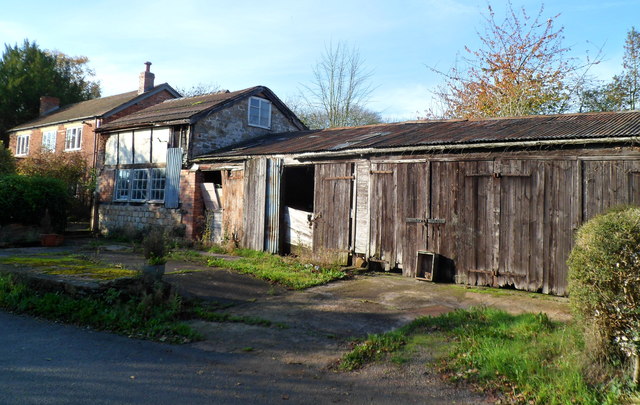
left=428, top=1, right=598, bottom=119
left=0, top=39, right=101, bottom=144
left=297, top=41, right=381, bottom=129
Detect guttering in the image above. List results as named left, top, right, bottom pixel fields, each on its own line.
left=192, top=135, right=640, bottom=163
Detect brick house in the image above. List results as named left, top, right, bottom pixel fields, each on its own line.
left=95, top=86, right=306, bottom=240
left=7, top=63, right=179, bottom=171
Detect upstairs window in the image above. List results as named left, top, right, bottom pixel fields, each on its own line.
left=248, top=97, right=271, bottom=129
left=65, top=127, right=82, bottom=151
left=16, top=134, right=30, bottom=156
left=42, top=130, right=57, bottom=152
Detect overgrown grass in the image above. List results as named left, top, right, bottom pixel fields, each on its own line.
left=340, top=307, right=628, bottom=404
left=205, top=248, right=347, bottom=289
left=0, top=255, right=138, bottom=280
left=0, top=273, right=200, bottom=343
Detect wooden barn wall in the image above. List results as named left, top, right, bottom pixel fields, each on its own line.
left=242, top=158, right=267, bottom=250
left=368, top=162, right=429, bottom=276
left=313, top=163, right=353, bottom=264
left=221, top=169, right=244, bottom=244
left=360, top=151, right=640, bottom=296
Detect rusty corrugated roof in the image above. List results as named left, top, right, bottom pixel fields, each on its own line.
left=98, top=86, right=289, bottom=131
left=195, top=110, right=640, bottom=160
left=10, top=84, right=178, bottom=131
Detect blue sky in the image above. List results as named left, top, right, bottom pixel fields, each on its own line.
left=1, top=0, right=639, bottom=121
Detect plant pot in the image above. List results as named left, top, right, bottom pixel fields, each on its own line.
left=40, top=233, right=64, bottom=247
left=142, top=264, right=166, bottom=281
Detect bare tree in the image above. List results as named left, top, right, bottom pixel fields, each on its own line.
left=176, top=82, right=221, bottom=97
left=298, top=42, right=380, bottom=128
left=429, top=1, right=598, bottom=119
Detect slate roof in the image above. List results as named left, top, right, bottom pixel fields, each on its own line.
left=10, top=84, right=179, bottom=131
left=195, top=110, right=640, bottom=160
left=98, top=85, right=305, bottom=131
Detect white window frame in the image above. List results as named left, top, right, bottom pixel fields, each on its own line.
left=65, top=127, right=82, bottom=151
left=42, top=130, right=57, bottom=152
left=114, top=168, right=166, bottom=203
left=149, top=168, right=166, bottom=202
left=248, top=97, right=272, bottom=129
left=114, top=170, right=131, bottom=201
left=16, top=134, right=30, bottom=156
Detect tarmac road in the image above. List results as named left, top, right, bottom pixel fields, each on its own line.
left=0, top=309, right=490, bottom=405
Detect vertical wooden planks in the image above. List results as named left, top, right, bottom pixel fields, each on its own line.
left=354, top=161, right=371, bottom=255
left=222, top=169, right=244, bottom=244
left=313, top=163, right=353, bottom=264
left=397, top=163, right=429, bottom=277
left=368, top=163, right=397, bottom=266
left=242, top=158, right=267, bottom=250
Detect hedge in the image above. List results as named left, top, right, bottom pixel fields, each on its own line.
left=0, top=175, right=68, bottom=232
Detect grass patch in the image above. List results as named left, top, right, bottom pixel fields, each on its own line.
left=205, top=248, right=347, bottom=289
left=339, top=307, right=627, bottom=404
left=0, top=273, right=200, bottom=343
left=0, top=255, right=138, bottom=280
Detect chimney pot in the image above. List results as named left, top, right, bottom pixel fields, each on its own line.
left=138, top=62, right=155, bottom=94
left=39, top=96, right=60, bottom=116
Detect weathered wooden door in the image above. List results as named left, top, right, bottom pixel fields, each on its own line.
left=397, top=163, right=429, bottom=277
left=368, top=162, right=429, bottom=275
left=459, top=161, right=497, bottom=286
left=313, top=163, right=353, bottom=264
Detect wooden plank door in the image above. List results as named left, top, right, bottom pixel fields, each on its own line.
left=368, top=163, right=396, bottom=268
left=313, top=163, right=353, bottom=264
left=397, top=162, right=429, bottom=277
left=459, top=161, right=497, bottom=286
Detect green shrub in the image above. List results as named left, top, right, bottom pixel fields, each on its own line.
left=0, top=144, right=15, bottom=175
left=0, top=175, right=68, bottom=232
left=568, top=206, right=640, bottom=368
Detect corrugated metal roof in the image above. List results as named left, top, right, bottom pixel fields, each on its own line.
left=10, top=84, right=177, bottom=131
left=196, top=110, right=640, bottom=160
left=98, top=86, right=264, bottom=130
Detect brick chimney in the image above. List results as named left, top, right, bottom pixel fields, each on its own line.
left=138, top=62, right=155, bottom=94
left=39, top=96, right=60, bottom=116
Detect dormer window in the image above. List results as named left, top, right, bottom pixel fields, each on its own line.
left=248, top=97, right=271, bottom=129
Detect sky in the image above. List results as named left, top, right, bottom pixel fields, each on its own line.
left=1, top=0, right=639, bottom=122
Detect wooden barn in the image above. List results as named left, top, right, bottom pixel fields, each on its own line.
left=194, top=111, right=640, bottom=295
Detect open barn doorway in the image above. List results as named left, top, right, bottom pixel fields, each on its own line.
left=281, top=165, right=314, bottom=254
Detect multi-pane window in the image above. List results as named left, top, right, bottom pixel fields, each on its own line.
left=131, top=169, right=149, bottom=201
left=114, top=170, right=131, bottom=201
left=65, top=127, right=82, bottom=150
left=114, top=168, right=166, bottom=203
left=16, top=134, right=30, bottom=156
left=248, top=97, right=271, bottom=129
left=149, top=169, right=166, bottom=201
left=42, top=130, right=57, bottom=152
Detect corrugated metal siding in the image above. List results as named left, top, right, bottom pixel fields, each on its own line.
left=164, top=148, right=182, bottom=208
left=265, top=159, right=283, bottom=253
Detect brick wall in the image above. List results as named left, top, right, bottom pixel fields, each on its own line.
left=179, top=169, right=205, bottom=239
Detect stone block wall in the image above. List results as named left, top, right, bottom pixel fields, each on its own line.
left=190, top=98, right=301, bottom=158
left=98, top=203, right=183, bottom=235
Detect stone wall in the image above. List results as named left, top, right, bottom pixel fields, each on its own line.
left=190, top=98, right=301, bottom=158
left=98, top=203, right=183, bottom=235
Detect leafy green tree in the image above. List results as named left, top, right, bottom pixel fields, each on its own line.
left=580, top=27, right=640, bottom=113
left=0, top=144, right=15, bottom=175
left=0, top=40, right=100, bottom=144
